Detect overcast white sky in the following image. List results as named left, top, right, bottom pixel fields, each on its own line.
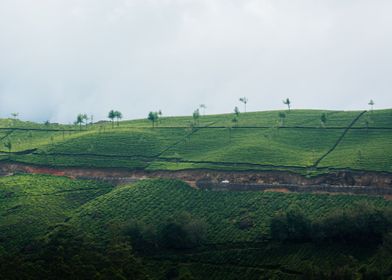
left=0, top=0, right=391, bottom=123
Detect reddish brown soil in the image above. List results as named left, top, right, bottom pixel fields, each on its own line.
left=1, top=162, right=392, bottom=197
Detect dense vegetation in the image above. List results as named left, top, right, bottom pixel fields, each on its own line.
left=1, top=176, right=392, bottom=279
left=0, top=177, right=391, bottom=279
left=0, top=109, right=391, bottom=174
left=1, top=108, right=392, bottom=279
left=0, top=174, right=113, bottom=253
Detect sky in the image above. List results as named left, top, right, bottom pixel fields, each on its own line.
left=0, top=0, right=391, bottom=123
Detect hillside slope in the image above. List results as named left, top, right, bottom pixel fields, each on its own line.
left=0, top=174, right=113, bottom=252
left=0, top=109, right=391, bottom=174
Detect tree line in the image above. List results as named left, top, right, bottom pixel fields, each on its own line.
left=270, top=204, right=392, bottom=245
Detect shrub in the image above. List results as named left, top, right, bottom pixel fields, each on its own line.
left=159, top=212, right=207, bottom=249
left=270, top=209, right=311, bottom=241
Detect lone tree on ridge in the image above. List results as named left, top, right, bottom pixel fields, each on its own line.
left=239, top=97, right=248, bottom=113
left=114, top=111, right=123, bottom=126
left=108, top=110, right=116, bottom=128
left=75, top=114, right=85, bottom=130
left=368, top=99, right=375, bottom=112
left=148, top=111, right=159, bottom=128
left=283, top=98, right=291, bottom=111
left=199, top=104, right=207, bottom=116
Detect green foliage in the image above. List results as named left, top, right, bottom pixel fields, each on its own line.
left=148, top=111, right=159, bottom=127
left=75, top=113, right=87, bottom=130
left=270, top=208, right=311, bottom=241
left=1, top=176, right=392, bottom=279
left=279, top=112, right=286, bottom=126
left=3, top=138, right=12, bottom=153
left=0, top=109, right=392, bottom=173
left=320, top=113, right=327, bottom=127
left=123, top=220, right=158, bottom=252
left=192, top=109, right=200, bottom=125
left=159, top=212, right=207, bottom=249
left=0, top=174, right=113, bottom=252
left=311, top=206, right=392, bottom=244
left=0, top=225, right=150, bottom=280
left=283, top=98, right=291, bottom=111
left=70, top=179, right=392, bottom=244
left=234, top=106, right=240, bottom=117
left=271, top=204, right=392, bottom=245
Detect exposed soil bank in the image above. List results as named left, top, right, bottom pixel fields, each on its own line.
left=0, top=162, right=391, bottom=187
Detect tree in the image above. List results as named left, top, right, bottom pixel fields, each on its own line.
left=148, top=112, right=158, bottom=128
left=270, top=209, right=311, bottom=241
left=114, top=111, right=122, bottom=127
left=75, top=114, right=84, bottom=131
left=11, top=113, right=19, bottom=120
left=193, top=109, right=200, bottom=125
left=108, top=110, right=116, bottom=128
left=82, top=114, right=88, bottom=128
left=239, top=97, right=248, bottom=113
left=159, top=213, right=207, bottom=249
left=283, top=98, right=291, bottom=111
left=199, top=104, right=207, bottom=116
left=320, top=113, right=327, bottom=127
left=278, top=112, right=286, bottom=126
left=368, top=99, right=375, bottom=112
left=234, top=106, right=240, bottom=117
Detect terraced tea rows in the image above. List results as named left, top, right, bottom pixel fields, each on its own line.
left=0, top=109, right=391, bottom=174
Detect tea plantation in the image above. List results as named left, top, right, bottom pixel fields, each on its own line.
left=1, top=176, right=392, bottom=279
left=0, top=109, right=391, bottom=174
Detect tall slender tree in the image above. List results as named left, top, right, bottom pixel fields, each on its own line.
left=239, top=97, right=248, bottom=113
left=199, top=104, right=207, bottom=116
left=283, top=98, right=291, bottom=111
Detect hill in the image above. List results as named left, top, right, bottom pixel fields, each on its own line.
left=0, top=109, right=391, bottom=174
left=1, top=175, right=392, bottom=279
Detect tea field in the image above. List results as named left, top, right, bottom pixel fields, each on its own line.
left=0, top=109, right=391, bottom=174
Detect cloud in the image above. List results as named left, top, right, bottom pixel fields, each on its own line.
left=0, top=0, right=391, bottom=123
